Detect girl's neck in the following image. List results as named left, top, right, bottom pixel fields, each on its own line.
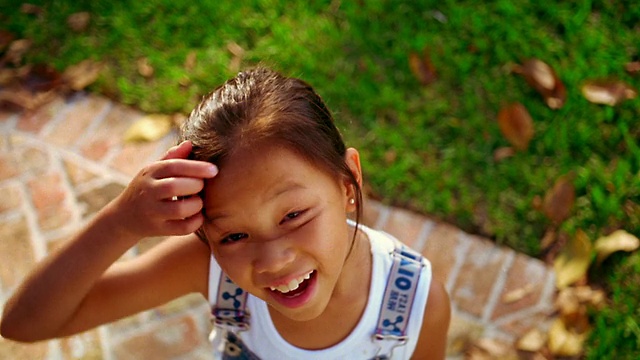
left=268, top=227, right=372, bottom=350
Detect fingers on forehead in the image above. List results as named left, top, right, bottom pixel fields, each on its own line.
left=153, top=159, right=217, bottom=179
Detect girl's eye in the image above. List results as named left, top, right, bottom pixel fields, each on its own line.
left=280, top=211, right=302, bottom=224
left=221, top=233, right=248, bottom=244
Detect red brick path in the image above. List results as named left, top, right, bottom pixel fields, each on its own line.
left=0, top=93, right=556, bottom=359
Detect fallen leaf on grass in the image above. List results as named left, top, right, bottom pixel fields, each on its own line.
left=581, top=80, right=637, bottom=106
left=542, top=174, right=575, bottom=224
left=67, top=12, right=91, bottom=32
left=0, top=30, right=15, bottom=51
left=513, top=59, right=566, bottom=109
left=2, top=39, right=32, bottom=66
left=227, top=42, right=245, bottom=73
left=516, top=328, right=547, bottom=352
left=62, top=60, right=104, bottom=91
left=554, top=230, right=592, bottom=289
left=408, top=50, right=437, bottom=86
left=124, top=114, right=173, bottom=143
left=184, top=51, right=197, bottom=71
left=625, top=61, right=640, bottom=74
left=20, top=3, right=43, bottom=16
left=548, top=318, right=588, bottom=357
left=594, top=230, right=640, bottom=264
left=137, top=57, right=154, bottom=78
left=497, top=103, right=534, bottom=151
left=493, top=146, right=515, bottom=162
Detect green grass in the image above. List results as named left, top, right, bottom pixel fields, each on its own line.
left=1, top=0, right=639, bottom=355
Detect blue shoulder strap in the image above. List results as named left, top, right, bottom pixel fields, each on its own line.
left=372, top=240, right=424, bottom=359
left=211, top=274, right=250, bottom=332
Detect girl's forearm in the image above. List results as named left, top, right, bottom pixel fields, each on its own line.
left=0, top=200, right=140, bottom=342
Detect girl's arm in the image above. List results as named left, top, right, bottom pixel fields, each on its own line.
left=412, top=279, right=451, bottom=360
left=0, top=141, right=216, bottom=342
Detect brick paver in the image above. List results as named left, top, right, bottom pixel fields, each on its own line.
left=0, top=93, right=556, bottom=359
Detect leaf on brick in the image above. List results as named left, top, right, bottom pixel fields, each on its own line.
left=408, top=50, right=437, bottom=86
left=497, top=103, right=534, bottom=151
left=554, top=230, right=593, bottom=289
left=502, top=283, right=535, bottom=304
left=581, top=80, right=637, bottom=106
left=594, top=229, right=640, bottom=264
left=516, top=328, right=546, bottom=352
left=542, top=174, right=575, bottom=224
left=513, top=59, right=566, bottom=109
left=124, top=114, right=173, bottom=143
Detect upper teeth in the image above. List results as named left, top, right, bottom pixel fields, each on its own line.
left=270, top=271, right=313, bottom=293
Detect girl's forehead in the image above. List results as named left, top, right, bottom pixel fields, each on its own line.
left=202, top=143, right=342, bottom=214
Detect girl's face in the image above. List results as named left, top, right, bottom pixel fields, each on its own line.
left=202, top=142, right=360, bottom=321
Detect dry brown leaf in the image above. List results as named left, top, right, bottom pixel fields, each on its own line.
left=594, top=229, right=640, bottom=264
left=408, top=50, right=437, bottom=86
left=62, top=60, right=104, bottom=91
left=20, top=3, right=43, bottom=16
left=493, top=146, right=515, bottom=162
left=516, top=328, right=547, bottom=352
left=513, top=59, right=566, bottom=109
left=124, top=114, right=173, bottom=143
left=581, top=80, right=637, bottom=106
left=497, top=103, right=534, bottom=151
left=554, top=230, right=593, bottom=289
left=467, top=338, right=518, bottom=360
left=227, top=42, right=245, bottom=72
left=625, top=61, right=640, bottom=74
left=542, top=174, right=575, bottom=224
left=184, top=51, right=197, bottom=71
left=548, top=318, right=587, bottom=357
left=137, top=57, right=154, bottom=78
left=67, top=12, right=91, bottom=32
left=0, top=86, right=56, bottom=110
left=573, top=286, right=606, bottom=309
left=540, top=228, right=557, bottom=251
left=2, top=39, right=32, bottom=66
left=0, top=30, right=15, bottom=52
left=502, top=283, right=535, bottom=304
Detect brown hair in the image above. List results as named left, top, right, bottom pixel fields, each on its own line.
left=179, top=67, right=362, bottom=247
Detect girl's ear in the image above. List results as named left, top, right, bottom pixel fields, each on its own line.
left=343, top=148, right=362, bottom=211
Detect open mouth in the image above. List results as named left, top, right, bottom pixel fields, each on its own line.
left=269, top=270, right=316, bottom=299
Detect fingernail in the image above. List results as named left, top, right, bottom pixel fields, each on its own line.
left=208, top=164, right=219, bottom=177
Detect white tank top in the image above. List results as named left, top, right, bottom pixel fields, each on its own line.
left=207, top=223, right=433, bottom=360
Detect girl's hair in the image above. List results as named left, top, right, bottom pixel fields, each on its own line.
left=179, top=67, right=363, bottom=247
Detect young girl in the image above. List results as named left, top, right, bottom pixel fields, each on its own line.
left=1, top=68, right=450, bottom=359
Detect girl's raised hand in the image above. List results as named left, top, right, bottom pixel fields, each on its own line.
left=112, top=140, right=217, bottom=240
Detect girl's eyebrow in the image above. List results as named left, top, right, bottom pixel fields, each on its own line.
left=268, top=181, right=306, bottom=201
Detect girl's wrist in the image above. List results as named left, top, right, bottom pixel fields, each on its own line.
left=99, top=199, right=143, bottom=248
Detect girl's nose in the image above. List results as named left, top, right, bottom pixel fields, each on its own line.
left=252, top=238, right=295, bottom=274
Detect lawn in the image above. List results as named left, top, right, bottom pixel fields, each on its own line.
left=2, top=0, right=639, bottom=356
